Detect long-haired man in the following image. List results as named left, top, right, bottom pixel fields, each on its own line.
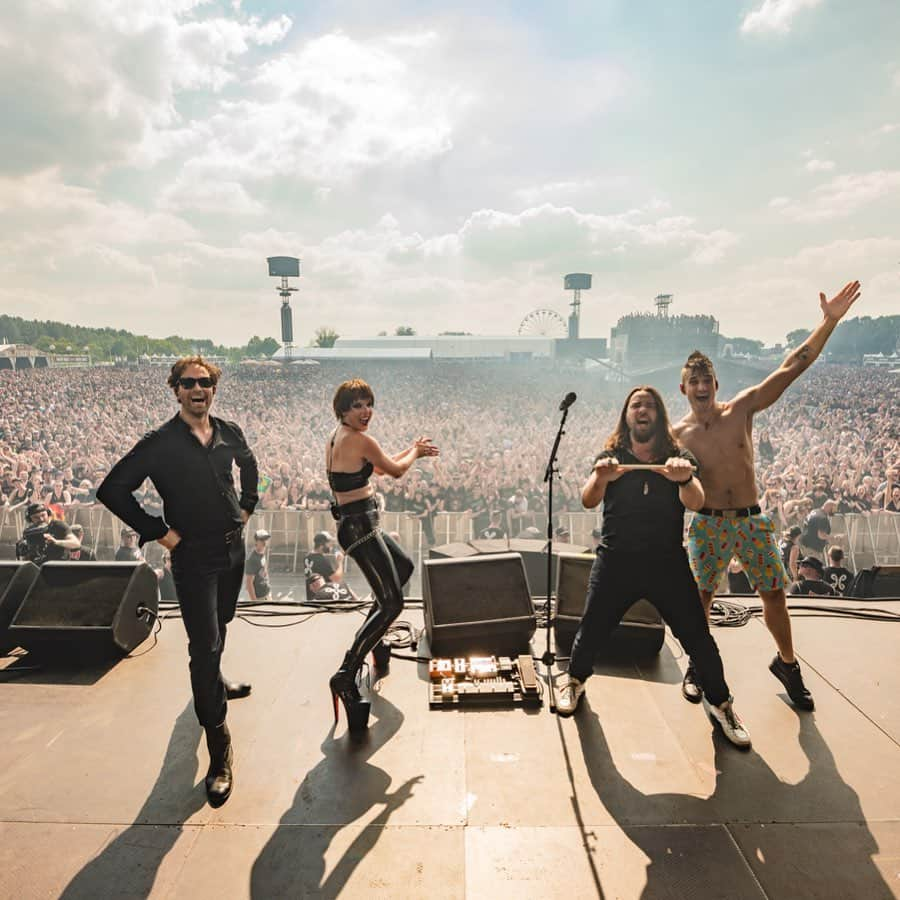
left=556, top=386, right=750, bottom=748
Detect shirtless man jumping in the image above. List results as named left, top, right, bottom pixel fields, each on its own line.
left=674, top=280, right=861, bottom=711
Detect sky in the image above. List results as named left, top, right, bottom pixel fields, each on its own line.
left=0, top=0, right=898, bottom=348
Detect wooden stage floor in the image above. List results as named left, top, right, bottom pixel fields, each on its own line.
left=1, top=577, right=898, bottom=899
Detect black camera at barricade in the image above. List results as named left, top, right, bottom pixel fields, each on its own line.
left=16, top=522, right=50, bottom=563
left=17, top=502, right=75, bottom=565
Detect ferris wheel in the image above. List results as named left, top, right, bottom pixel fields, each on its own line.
left=518, top=308, right=568, bottom=337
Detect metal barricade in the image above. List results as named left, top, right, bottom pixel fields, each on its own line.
left=868, top=511, right=900, bottom=566
left=0, top=506, right=24, bottom=560
left=558, top=511, right=604, bottom=548
left=432, top=512, right=474, bottom=545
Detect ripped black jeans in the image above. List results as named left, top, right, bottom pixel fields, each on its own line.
left=336, top=497, right=414, bottom=676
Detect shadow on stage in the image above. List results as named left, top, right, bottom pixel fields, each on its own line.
left=249, top=692, right=421, bottom=899
left=570, top=699, right=892, bottom=900
left=59, top=701, right=206, bottom=899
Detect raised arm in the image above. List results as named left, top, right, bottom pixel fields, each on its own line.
left=741, top=281, right=860, bottom=414
left=365, top=433, right=439, bottom=479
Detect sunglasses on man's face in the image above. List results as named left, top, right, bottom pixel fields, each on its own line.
left=178, top=377, right=214, bottom=389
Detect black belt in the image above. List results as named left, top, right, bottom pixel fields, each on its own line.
left=698, top=505, right=761, bottom=518
left=334, top=497, right=378, bottom=517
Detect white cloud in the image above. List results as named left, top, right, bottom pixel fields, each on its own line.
left=777, top=170, right=900, bottom=222
left=158, top=174, right=264, bottom=214
left=769, top=196, right=791, bottom=207
left=741, top=0, right=823, bottom=35
left=805, top=158, right=835, bottom=173
left=0, top=1, right=292, bottom=176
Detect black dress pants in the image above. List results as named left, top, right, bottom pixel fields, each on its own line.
left=568, top=547, right=730, bottom=707
left=171, top=532, right=245, bottom=729
left=336, top=498, right=414, bottom=675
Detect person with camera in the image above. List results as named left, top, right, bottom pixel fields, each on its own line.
left=16, top=502, right=80, bottom=564
left=97, top=356, right=258, bottom=808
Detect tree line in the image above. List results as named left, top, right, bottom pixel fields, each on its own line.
left=1, top=312, right=895, bottom=363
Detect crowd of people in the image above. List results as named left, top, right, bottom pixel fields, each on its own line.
left=1, top=361, right=897, bottom=545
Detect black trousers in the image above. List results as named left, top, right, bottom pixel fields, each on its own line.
left=171, top=532, right=245, bottom=729
left=569, top=547, right=730, bottom=707
left=336, top=498, right=414, bottom=675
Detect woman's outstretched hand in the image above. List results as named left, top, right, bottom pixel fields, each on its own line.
left=415, top=436, right=440, bottom=458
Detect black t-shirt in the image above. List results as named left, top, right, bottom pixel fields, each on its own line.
left=801, top=509, right=830, bottom=552
left=593, top=447, right=698, bottom=552
left=823, top=565, right=853, bottom=597
left=304, top=551, right=336, bottom=599
left=480, top=525, right=507, bottom=539
left=244, top=549, right=270, bottom=598
left=789, top=578, right=836, bottom=597
left=46, top=520, right=74, bottom=561
left=311, top=583, right=354, bottom=603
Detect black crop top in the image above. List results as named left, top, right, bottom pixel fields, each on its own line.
left=328, top=461, right=373, bottom=493
left=328, top=430, right=374, bottom=492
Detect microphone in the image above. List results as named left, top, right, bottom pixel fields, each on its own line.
left=559, top=392, right=577, bottom=411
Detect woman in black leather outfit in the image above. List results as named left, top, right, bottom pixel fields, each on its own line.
left=327, top=379, right=439, bottom=733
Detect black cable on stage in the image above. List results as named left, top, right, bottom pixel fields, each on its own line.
left=125, top=615, right=163, bottom=657
left=709, top=597, right=900, bottom=626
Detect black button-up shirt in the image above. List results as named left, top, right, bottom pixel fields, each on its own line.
left=97, top=414, right=259, bottom=545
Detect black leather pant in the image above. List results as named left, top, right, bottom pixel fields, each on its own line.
left=336, top=498, right=414, bottom=676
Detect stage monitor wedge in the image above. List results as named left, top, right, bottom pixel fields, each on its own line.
left=0, top=561, right=40, bottom=651
left=423, top=553, right=536, bottom=656
left=8, top=561, right=159, bottom=659
left=848, top=565, right=900, bottom=599
left=555, top=552, right=665, bottom=658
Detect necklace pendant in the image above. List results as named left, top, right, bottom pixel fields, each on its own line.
left=643, top=481, right=649, bottom=496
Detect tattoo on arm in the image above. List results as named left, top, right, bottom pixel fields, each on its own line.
left=796, top=345, right=811, bottom=363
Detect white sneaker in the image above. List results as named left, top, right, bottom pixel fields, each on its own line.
left=707, top=697, right=752, bottom=749
left=556, top=673, right=585, bottom=717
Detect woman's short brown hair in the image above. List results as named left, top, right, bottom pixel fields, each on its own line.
left=167, top=355, right=222, bottom=393
left=333, top=379, right=375, bottom=419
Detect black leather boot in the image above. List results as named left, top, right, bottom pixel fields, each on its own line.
left=329, top=652, right=370, bottom=734
left=221, top=677, right=252, bottom=700
left=205, top=722, right=234, bottom=807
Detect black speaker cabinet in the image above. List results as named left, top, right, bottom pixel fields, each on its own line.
left=0, top=561, right=40, bottom=651
left=423, top=553, right=537, bottom=656
left=8, top=561, right=159, bottom=658
left=849, top=565, right=900, bottom=599
left=554, top=552, right=665, bottom=657
left=430, top=539, right=591, bottom=598
left=428, top=542, right=480, bottom=560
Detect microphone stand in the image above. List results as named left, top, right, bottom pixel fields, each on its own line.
left=539, top=403, right=571, bottom=712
